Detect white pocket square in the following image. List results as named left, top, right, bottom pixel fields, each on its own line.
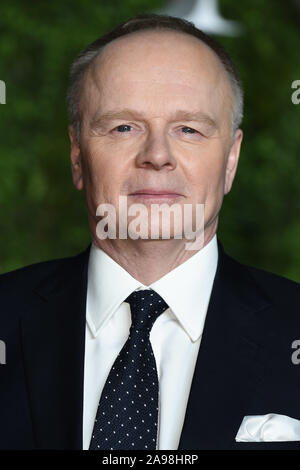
left=235, top=414, right=300, bottom=442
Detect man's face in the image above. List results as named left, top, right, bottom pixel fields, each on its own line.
left=69, top=30, right=242, bottom=243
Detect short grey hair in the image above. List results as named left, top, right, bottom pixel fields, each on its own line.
left=66, top=13, right=244, bottom=142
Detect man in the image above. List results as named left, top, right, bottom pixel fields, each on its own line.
left=1, top=14, right=300, bottom=450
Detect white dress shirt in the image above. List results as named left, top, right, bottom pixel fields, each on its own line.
left=83, top=235, right=218, bottom=450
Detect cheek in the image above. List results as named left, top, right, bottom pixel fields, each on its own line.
left=82, top=147, right=125, bottom=202
left=187, top=151, right=226, bottom=199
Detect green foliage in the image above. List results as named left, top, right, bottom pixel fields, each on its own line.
left=0, top=0, right=299, bottom=281
left=220, top=0, right=300, bottom=281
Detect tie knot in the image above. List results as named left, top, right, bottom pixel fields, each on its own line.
left=125, top=289, right=169, bottom=333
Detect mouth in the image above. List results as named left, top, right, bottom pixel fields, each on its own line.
left=128, top=189, right=184, bottom=201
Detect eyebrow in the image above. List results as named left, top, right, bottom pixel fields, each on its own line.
left=90, top=108, right=218, bottom=129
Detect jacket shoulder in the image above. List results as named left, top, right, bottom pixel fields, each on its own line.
left=224, top=251, right=300, bottom=319
left=0, top=247, right=90, bottom=294
left=244, top=262, right=300, bottom=297
left=219, top=246, right=300, bottom=340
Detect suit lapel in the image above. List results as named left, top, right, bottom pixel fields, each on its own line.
left=20, top=246, right=90, bottom=449
left=178, top=240, right=272, bottom=450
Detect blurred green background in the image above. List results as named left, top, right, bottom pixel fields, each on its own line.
left=0, top=0, right=299, bottom=281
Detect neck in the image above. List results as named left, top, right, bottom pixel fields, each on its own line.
left=90, top=220, right=218, bottom=285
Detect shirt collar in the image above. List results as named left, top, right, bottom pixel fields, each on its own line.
left=87, top=235, right=218, bottom=342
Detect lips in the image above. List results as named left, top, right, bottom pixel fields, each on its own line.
left=129, top=189, right=182, bottom=196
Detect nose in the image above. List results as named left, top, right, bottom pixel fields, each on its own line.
left=135, top=128, right=177, bottom=171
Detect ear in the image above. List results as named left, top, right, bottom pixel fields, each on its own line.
left=224, top=129, right=243, bottom=195
left=69, top=125, right=84, bottom=191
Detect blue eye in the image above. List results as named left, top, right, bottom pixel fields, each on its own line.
left=116, top=125, right=132, bottom=132
left=181, top=127, right=196, bottom=133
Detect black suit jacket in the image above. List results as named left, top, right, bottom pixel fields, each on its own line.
left=1, top=239, right=300, bottom=450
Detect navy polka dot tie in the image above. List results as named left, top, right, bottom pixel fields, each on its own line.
left=89, top=289, right=169, bottom=450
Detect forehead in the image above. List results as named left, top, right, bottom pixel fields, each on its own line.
left=80, top=29, right=231, bottom=120
left=93, top=29, right=226, bottom=82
